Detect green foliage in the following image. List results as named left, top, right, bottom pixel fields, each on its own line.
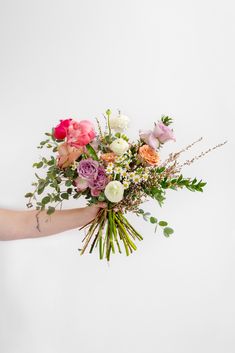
left=25, top=192, right=33, bottom=198
left=136, top=209, right=174, bottom=237
left=147, top=187, right=166, bottom=206
left=163, top=227, right=174, bottom=237
left=161, top=115, right=173, bottom=126
left=86, top=143, right=99, bottom=161
left=170, top=175, right=207, bottom=192
left=47, top=206, right=55, bottom=215
left=159, top=221, right=168, bottom=227
left=150, top=216, right=158, bottom=224
left=61, top=192, right=69, bottom=200
left=42, top=196, right=50, bottom=205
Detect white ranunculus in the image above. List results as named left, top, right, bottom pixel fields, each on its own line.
left=109, top=114, right=130, bottom=132
left=109, top=138, right=129, bottom=156
left=104, top=181, right=124, bottom=203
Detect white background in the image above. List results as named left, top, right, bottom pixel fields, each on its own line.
left=0, top=1, right=234, bottom=353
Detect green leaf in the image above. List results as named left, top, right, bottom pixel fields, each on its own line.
left=161, top=115, right=173, bottom=126
left=159, top=221, right=168, bottom=227
left=98, top=194, right=105, bottom=201
left=86, top=143, right=99, bottom=161
left=61, top=192, right=69, bottom=200
left=25, top=192, right=33, bottom=198
left=47, top=206, right=55, bottom=215
left=42, top=196, right=51, bottom=205
left=163, top=227, right=174, bottom=237
left=150, top=217, right=158, bottom=224
left=33, top=161, right=43, bottom=169
left=65, top=180, right=72, bottom=187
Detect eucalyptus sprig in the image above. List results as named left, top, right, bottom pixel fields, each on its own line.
left=137, top=209, right=174, bottom=237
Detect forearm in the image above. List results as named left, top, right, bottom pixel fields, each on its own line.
left=0, top=207, right=96, bottom=241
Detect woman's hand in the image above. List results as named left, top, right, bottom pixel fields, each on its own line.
left=0, top=203, right=107, bottom=241
left=79, top=202, right=107, bottom=226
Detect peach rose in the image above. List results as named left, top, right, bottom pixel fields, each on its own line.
left=138, top=144, right=160, bottom=166
left=57, top=142, right=83, bottom=169
left=100, top=152, right=116, bottom=164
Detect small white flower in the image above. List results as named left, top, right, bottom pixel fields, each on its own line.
left=114, top=166, right=122, bottom=174
left=129, top=172, right=135, bottom=180
left=110, top=138, right=129, bottom=156
left=133, top=175, right=141, bottom=183
left=107, top=162, right=114, bottom=168
left=104, top=181, right=124, bottom=203
left=109, top=114, right=130, bottom=132
left=106, top=162, right=114, bottom=174
left=123, top=180, right=130, bottom=189
left=71, top=161, right=79, bottom=170
left=142, top=173, right=149, bottom=181
left=115, top=156, right=124, bottom=163
left=120, top=169, right=127, bottom=178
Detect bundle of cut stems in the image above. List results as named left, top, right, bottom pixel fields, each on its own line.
left=79, top=207, right=143, bottom=261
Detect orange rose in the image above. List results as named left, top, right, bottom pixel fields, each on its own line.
left=57, top=142, right=83, bottom=169
left=100, top=152, right=116, bottom=164
left=138, top=144, right=160, bottom=166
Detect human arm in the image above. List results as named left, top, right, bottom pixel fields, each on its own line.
left=0, top=204, right=105, bottom=241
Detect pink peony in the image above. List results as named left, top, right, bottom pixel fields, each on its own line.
left=67, top=120, right=96, bottom=147
left=54, top=119, right=72, bottom=140
left=153, top=122, right=175, bottom=143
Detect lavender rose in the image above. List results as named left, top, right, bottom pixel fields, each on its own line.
left=88, top=166, right=108, bottom=191
left=153, top=122, right=175, bottom=143
left=139, top=121, right=175, bottom=149
left=77, top=158, right=99, bottom=180
left=139, top=130, right=160, bottom=150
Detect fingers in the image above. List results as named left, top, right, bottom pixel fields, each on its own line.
left=96, top=202, right=107, bottom=209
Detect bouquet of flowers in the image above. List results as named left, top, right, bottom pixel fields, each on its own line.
left=25, top=110, right=226, bottom=261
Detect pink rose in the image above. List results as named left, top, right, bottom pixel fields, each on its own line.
left=153, top=122, right=175, bottom=143
left=57, top=142, right=83, bottom=169
left=54, top=119, right=72, bottom=140
left=74, top=176, right=89, bottom=192
left=67, top=120, right=96, bottom=148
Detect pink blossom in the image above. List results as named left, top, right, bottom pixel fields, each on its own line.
left=54, top=119, right=72, bottom=140
left=67, top=120, right=96, bottom=148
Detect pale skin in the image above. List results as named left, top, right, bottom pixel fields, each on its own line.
left=0, top=204, right=106, bottom=241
